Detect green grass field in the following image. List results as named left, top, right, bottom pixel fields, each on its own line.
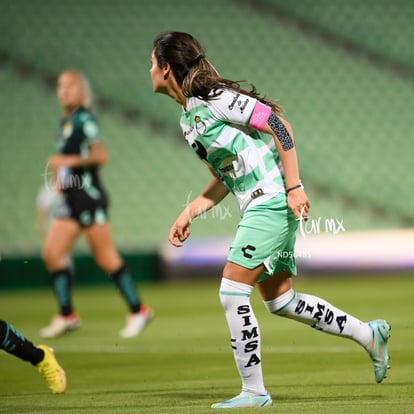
left=1, top=274, right=413, bottom=414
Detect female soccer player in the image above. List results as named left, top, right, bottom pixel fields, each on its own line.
left=0, top=319, right=66, bottom=393
left=40, top=70, right=152, bottom=339
left=150, top=32, right=390, bottom=408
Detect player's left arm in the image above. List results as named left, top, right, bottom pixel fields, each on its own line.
left=210, top=91, right=309, bottom=218
left=263, top=118, right=309, bottom=219
left=248, top=101, right=310, bottom=219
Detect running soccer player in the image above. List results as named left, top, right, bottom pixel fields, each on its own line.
left=0, top=319, right=66, bottom=393
left=40, top=70, right=152, bottom=339
left=150, top=32, right=390, bottom=409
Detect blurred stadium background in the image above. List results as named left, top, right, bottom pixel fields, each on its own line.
left=0, top=0, right=413, bottom=287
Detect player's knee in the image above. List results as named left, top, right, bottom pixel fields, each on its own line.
left=94, top=251, right=122, bottom=274
left=41, top=246, right=57, bottom=267
left=219, top=278, right=253, bottom=312
left=263, top=288, right=296, bottom=314
left=42, top=245, right=68, bottom=271
left=219, top=290, right=232, bottom=311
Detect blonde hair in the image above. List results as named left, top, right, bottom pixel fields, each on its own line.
left=59, top=69, right=93, bottom=109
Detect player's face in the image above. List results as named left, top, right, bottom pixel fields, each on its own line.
left=57, top=72, right=85, bottom=109
left=150, top=50, right=167, bottom=94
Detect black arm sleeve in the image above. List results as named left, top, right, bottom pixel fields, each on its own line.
left=267, top=112, right=295, bottom=151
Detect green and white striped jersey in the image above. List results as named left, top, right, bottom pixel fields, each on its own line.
left=180, top=89, right=285, bottom=212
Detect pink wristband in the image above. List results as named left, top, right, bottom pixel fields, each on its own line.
left=248, top=101, right=271, bottom=130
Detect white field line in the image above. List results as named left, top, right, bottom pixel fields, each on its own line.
left=53, top=344, right=411, bottom=354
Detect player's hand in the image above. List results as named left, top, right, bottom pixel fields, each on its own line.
left=287, top=188, right=310, bottom=221
left=168, top=213, right=192, bottom=247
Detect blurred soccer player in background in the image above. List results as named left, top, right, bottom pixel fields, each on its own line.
left=150, top=31, right=390, bottom=409
left=0, top=319, right=66, bottom=393
left=40, top=69, right=152, bottom=339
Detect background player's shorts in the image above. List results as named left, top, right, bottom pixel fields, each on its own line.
left=228, top=193, right=298, bottom=282
left=55, top=190, right=109, bottom=228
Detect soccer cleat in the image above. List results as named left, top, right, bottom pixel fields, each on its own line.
left=39, top=313, right=81, bottom=339
left=120, top=305, right=153, bottom=338
left=367, top=319, right=391, bottom=383
left=36, top=345, right=67, bottom=394
left=211, top=391, right=273, bottom=409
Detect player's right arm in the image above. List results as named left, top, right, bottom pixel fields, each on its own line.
left=169, top=167, right=229, bottom=247
left=47, top=141, right=108, bottom=171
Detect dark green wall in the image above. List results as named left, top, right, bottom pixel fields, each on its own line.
left=0, top=253, right=159, bottom=290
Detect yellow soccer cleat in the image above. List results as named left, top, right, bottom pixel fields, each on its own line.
left=36, top=345, right=67, bottom=394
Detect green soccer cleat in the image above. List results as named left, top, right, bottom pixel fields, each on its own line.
left=211, top=391, right=272, bottom=409
left=368, top=319, right=391, bottom=383
left=36, top=345, right=67, bottom=394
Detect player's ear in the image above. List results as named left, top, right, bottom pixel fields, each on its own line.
left=162, top=63, right=172, bottom=80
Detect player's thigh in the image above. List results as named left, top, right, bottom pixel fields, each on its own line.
left=84, top=222, right=122, bottom=272
left=42, top=218, right=81, bottom=263
left=223, top=261, right=266, bottom=286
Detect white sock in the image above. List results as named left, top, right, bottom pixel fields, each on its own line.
left=264, top=289, right=372, bottom=350
left=219, top=278, right=266, bottom=394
